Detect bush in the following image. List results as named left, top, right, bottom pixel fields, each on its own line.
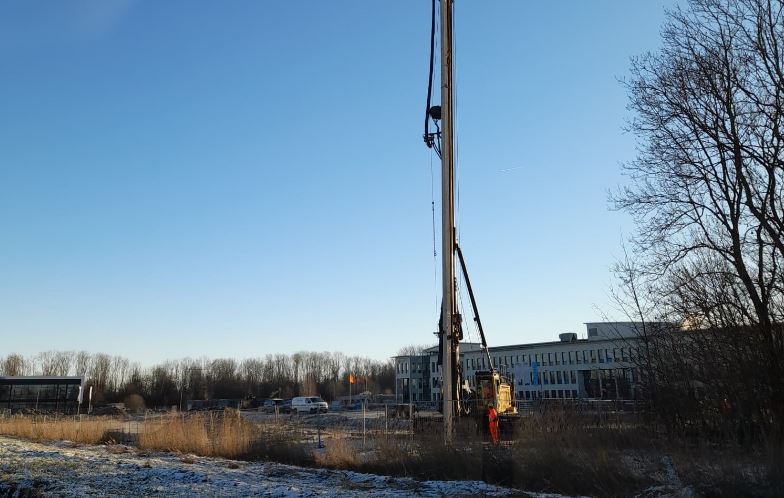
left=124, top=394, right=145, bottom=413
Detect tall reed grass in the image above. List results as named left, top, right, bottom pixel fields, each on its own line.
left=137, top=412, right=256, bottom=459
left=0, top=415, right=115, bottom=444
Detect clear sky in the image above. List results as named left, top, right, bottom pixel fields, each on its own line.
left=0, top=1, right=674, bottom=363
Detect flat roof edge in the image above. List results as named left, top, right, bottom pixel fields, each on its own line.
left=0, top=376, right=84, bottom=381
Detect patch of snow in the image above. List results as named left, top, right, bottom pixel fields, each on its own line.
left=0, top=436, right=569, bottom=497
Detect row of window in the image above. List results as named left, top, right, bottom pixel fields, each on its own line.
left=397, top=360, right=429, bottom=375
left=398, top=346, right=639, bottom=378
left=0, top=384, right=79, bottom=402
left=462, top=347, right=637, bottom=371
left=586, top=368, right=637, bottom=383
left=521, top=389, right=578, bottom=400
left=396, top=378, right=424, bottom=389
left=520, top=370, right=578, bottom=386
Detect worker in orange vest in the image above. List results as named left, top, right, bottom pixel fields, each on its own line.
left=488, top=403, right=499, bottom=446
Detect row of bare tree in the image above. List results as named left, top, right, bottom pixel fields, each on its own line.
left=0, top=351, right=395, bottom=409
left=613, top=0, right=784, bottom=446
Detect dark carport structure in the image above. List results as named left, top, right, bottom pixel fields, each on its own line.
left=0, top=376, right=83, bottom=414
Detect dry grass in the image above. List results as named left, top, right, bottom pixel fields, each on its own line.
left=137, top=410, right=313, bottom=464
left=673, top=446, right=784, bottom=498
left=2, top=409, right=780, bottom=497
left=314, top=437, right=360, bottom=469
left=138, top=411, right=256, bottom=459
left=0, top=415, right=116, bottom=445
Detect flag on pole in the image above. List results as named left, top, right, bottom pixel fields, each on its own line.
left=348, top=374, right=355, bottom=384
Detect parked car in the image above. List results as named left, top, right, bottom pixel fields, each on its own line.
left=291, top=396, right=328, bottom=414
left=261, top=398, right=284, bottom=413
left=331, top=399, right=361, bottom=411
left=280, top=399, right=292, bottom=414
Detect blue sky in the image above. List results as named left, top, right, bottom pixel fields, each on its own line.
left=0, top=1, right=673, bottom=363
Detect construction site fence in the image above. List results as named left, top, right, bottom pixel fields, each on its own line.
left=389, top=398, right=648, bottom=414
left=0, top=399, right=654, bottom=451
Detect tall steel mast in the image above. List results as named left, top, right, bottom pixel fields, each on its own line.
left=439, top=0, right=459, bottom=439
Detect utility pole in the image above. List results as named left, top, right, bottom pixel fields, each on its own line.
left=439, top=0, right=459, bottom=440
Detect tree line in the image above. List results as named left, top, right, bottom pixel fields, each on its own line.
left=0, top=351, right=395, bottom=409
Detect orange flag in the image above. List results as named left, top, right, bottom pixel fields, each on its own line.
left=348, top=374, right=355, bottom=384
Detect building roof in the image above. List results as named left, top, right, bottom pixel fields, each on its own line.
left=393, top=322, right=669, bottom=359
left=0, top=376, right=83, bottom=385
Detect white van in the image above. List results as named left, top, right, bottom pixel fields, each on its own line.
left=291, top=396, right=328, bottom=414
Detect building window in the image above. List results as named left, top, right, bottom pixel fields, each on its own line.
left=588, top=327, right=598, bottom=337
left=598, top=349, right=605, bottom=363
left=556, top=371, right=563, bottom=384
left=570, top=371, right=577, bottom=384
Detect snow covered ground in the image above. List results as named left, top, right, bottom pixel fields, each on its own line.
left=0, top=436, right=570, bottom=497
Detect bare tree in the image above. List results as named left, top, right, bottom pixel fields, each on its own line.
left=36, top=351, right=56, bottom=376
left=110, top=356, right=130, bottom=392
left=74, top=351, right=92, bottom=377
left=89, top=354, right=112, bottom=391
left=1, top=354, right=27, bottom=376
left=396, top=344, right=431, bottom=356
left=613, top=0, right=784, bottom=444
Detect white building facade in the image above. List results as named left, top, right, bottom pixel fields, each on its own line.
left=394, top=322, right=655, bottom=403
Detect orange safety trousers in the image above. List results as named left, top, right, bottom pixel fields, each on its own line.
left=488, top=407, right=499, bottom=445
